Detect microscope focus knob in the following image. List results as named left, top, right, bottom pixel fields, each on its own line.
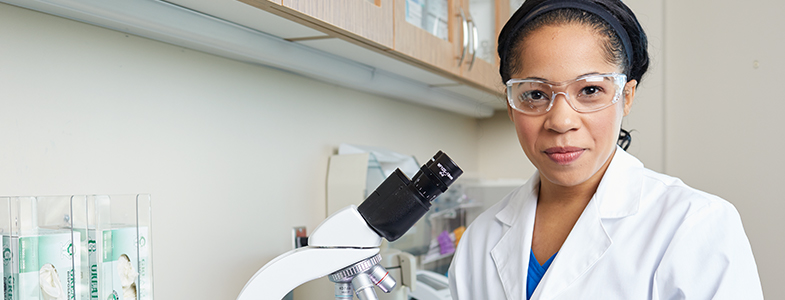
left=328, top=254, right=397, bottom=300
left=328, top=254, right=382, bottom=282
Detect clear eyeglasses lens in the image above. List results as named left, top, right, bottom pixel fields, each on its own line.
left=506, top=74, right=626, bottom=115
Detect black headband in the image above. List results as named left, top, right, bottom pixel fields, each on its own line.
left=502, top=0, right=633, bottom=74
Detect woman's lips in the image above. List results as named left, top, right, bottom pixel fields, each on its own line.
left=544, top=147, right=585, bottom=165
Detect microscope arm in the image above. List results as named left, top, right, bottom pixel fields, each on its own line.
left=237, top=206, right=383, bottom=300
left=236, top=247, right=380, bottom=300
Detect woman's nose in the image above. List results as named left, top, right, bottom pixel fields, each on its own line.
left=544, top=92, right=580, bottom=133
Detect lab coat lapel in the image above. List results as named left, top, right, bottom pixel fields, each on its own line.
left=596, top=148, right=643, bottom=218
left=532, top=148, right=642, bottom=299
left=491, top=172, right=540, bottom=300
left=531, top=195, right=611, bottom=299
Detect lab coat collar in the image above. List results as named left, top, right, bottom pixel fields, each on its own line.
left=490, top=147, right=644, bottom=299
left=534, top=191, right=611, bottom=299
left=595, top=146, right=644, bottom=219
left=494, top=170, right=540, bottom=227
left=493, top=146, right=643, bottom=224
left=490, top=175, right=538, bottom=300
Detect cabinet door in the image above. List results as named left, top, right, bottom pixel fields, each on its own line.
left=281, top=0, right=394, bottom=49
left=459, top=0, right=509, bottom=93
left=393, top=0, right=462, bottom=76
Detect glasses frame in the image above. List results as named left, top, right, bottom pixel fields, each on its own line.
left=506, top=73, right=628, bottom=115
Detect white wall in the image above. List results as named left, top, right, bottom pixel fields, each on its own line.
left=665, top=0, right=785, bottom=298
left=623, top=0, right=666, bottom=172
left=0, top=4, right=480, bottom=299
left=477, top=110, right=535, bottom=179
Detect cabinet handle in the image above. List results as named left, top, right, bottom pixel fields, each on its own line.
left=458, top=8, right=469, bottom=67
left=469, top=19, right=478, bottom=71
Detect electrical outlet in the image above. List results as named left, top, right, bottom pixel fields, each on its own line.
left=292, top=226, right=307, bottom=249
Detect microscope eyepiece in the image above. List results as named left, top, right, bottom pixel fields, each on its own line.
left=411, top=150, right=462, bottom=202
left=357, top=151, right=463, bottom=241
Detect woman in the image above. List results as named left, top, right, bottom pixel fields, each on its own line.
left=448, top=0, right=763, bottom=299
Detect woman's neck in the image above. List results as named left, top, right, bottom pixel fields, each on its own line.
left=537, top=150, right=616, bottom=207
left=530, top=149, right=617, bottom=263
left=538, top=178, right=597, bottom=208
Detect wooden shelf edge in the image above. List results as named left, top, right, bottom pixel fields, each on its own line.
left=240, top=0, right=392, bottom=50
left=240, top=0, right=503, bottom=97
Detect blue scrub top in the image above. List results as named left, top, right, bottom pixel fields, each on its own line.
left=527, top=250, right=557, bottom=300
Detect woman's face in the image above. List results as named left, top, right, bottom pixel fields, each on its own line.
left=509, top=23, right=635, bottom=188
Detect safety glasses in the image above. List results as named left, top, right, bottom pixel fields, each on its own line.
left=506, top=73, right=627, bottom=115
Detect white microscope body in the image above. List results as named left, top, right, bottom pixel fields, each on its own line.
left=236, top=206, right=385, bottom=300
left=236, top=151, right=462, bottom=300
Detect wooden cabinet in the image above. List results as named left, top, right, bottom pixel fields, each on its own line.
left=392, top=0, right=509, bottom=92
left=458, top=0, right=509, bottom=92
left=242, top=0, right=394, bottom=49
left=392, top=0, right=461, bottom=76
left=240, top=0, right=511, bottom=95
left=280, top=0, right=394, bottom=49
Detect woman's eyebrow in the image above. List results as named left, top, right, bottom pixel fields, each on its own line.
left=521, top=76, right=550, bottom=81
left=522, top=72, right=605, bottom=82
left=578, top=72, right=603, bottom=78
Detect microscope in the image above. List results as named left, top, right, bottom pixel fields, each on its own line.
left=236, top=151, right=462, bottom=300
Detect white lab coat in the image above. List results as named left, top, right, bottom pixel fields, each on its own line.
left=448, top=147, right=763, bottom=299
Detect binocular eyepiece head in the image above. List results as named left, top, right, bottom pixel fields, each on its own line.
left=358, top=151, right=463, bottom=242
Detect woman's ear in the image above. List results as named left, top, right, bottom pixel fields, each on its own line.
left=507, top=104, right=514, bottom=121
left=505, top=89, right=515, bottom=121
left=623, top=80, right=637, bottom=116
